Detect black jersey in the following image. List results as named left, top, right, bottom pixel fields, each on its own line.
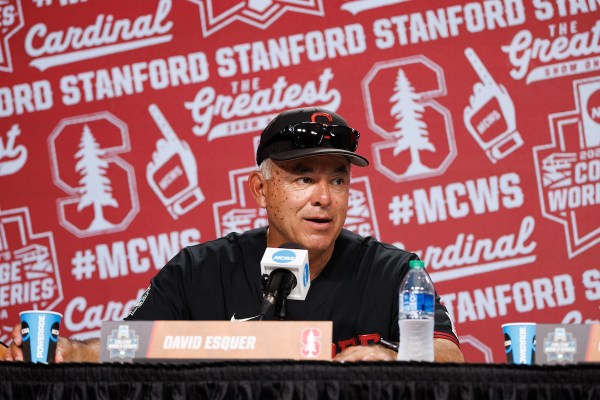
left=126, top=227, right=459, bottom=353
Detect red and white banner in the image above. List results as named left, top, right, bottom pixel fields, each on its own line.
left=1, top=0, right=598, bottom=362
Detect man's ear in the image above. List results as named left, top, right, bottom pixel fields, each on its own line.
left=248, top=170, right=267, bottom=208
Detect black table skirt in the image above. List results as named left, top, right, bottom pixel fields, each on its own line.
left=1, top=360, right=598, bottom=400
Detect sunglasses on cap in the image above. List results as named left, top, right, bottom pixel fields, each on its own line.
left=277, top=122, right=360, bottom=151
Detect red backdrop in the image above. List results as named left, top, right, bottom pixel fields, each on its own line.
left=1, top=0, right=599, bottom=363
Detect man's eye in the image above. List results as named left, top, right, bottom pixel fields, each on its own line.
left=332, top=178, right=346, bottom=185
left=300, top=177, right=313, bottom=184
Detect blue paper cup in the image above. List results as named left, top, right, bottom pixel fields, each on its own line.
left=20, top=310, right=62, bottom=363
left=502, top=322, right=536, bottom=365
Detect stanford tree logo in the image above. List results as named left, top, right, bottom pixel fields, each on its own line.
left=48, top=112, right=140, bottom=237
left=362, top=56, right=456, bottom=183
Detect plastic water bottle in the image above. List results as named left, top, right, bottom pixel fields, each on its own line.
left=397, top=259, right=435, bottom=362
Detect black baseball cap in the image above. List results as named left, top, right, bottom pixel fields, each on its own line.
left=256, top=107, right=369, bottom=167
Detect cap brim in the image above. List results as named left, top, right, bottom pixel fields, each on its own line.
left=268, top=148, right=369, bottom=167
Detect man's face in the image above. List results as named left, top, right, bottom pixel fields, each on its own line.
left=263, top=155, right=351, bottom=254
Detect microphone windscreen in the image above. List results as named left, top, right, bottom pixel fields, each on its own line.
left=260, top=245, right=310, bottom=300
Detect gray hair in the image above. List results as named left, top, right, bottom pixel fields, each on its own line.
left=258, top=158, right=275, bottom=180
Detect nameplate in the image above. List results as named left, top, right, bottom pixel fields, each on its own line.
left=100, top=320, right=332, bottom=362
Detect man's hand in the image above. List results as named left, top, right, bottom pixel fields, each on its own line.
left=2, top=323, right=100, bottom=363
left=434, top=338, right=464, bottom=363
left=332, top=338, right=464, bottom=363
left=333, top=344, right=397, bottom=362
left=3, top=324, right=25, bottom=362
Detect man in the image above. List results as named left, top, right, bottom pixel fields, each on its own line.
left=3, top=107, right=463, bottom=362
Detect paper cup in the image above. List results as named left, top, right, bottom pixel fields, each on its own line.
left=20, top=310, right=62, bottom=363
left=502, top=322, right=536, bottom=365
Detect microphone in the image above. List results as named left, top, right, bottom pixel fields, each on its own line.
left=260, top=243, right=310, bottom=301
left=259, top=243, right=310, bottom=320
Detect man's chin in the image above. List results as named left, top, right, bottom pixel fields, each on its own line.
left=300, top=235, right=337, bottom=253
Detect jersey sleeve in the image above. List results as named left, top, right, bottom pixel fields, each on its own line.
left=433, top=295, right=460, bottom=347
left=124, top=247, right=193, bottom=320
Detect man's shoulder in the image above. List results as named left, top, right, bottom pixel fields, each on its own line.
left=337, top=229, right=412, bottom=255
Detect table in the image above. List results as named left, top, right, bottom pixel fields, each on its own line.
left=0, top=360, right=598, bottom=399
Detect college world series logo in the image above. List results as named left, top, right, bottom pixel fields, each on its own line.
left=106, top=325, right=140, bottom=359
left=533, top=77, right=600, bottom=258
left=0, top=207, right=63, bottom=344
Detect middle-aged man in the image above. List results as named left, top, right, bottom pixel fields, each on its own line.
left=3, top=107, right=463, bottom=363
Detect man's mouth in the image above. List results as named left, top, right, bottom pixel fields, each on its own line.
left=305, top=217, right=332, bottom=224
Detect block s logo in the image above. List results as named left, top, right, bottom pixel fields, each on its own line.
left=362, top=56, right=457, bottom=183
left=48, top=112, right=139, bottom=237
left=300, top=327, right=322, bottom=358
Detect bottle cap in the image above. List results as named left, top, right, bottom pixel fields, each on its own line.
left=409, top=259, right=425, bottom=269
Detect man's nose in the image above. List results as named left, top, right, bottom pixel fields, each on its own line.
left=312, top=180, right=332, bottom=207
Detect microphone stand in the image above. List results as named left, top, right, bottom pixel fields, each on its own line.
left=259, top=270, right=296, bottom=321
left=275, top=298, right=289, bottom=320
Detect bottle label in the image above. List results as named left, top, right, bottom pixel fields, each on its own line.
left=401, top=292, right=434, bottom=313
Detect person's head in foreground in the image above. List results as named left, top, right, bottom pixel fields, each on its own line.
left=249, top=107, right=369, bottom=268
